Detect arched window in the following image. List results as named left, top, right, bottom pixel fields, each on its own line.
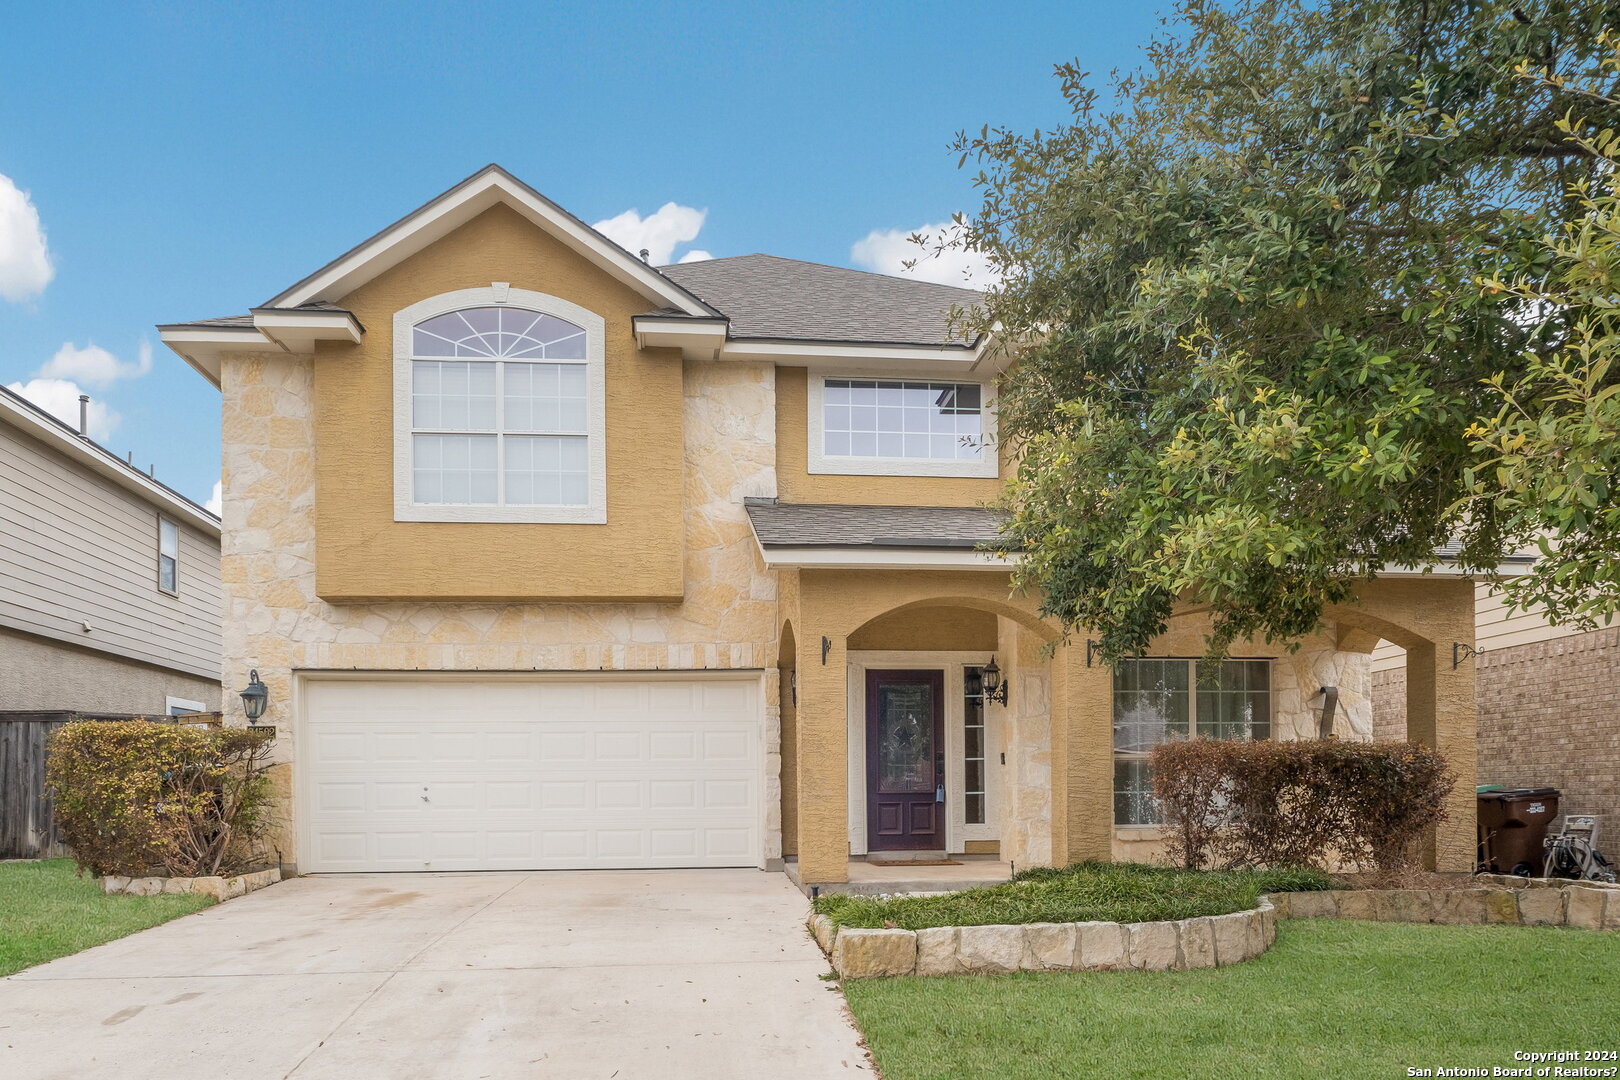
left=394, top=288, right=605, bottom=523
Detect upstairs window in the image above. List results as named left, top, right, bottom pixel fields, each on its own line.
left=394, top=289, right=606, bottom=524
left=809, top=376, right=996, bottom=478
left=157, top=517, right=179, bottom=594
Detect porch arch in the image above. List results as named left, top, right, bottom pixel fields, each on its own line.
left=846, top=595, right=1060, bottom=647
left=1168, top=579, right=1477, bottom=871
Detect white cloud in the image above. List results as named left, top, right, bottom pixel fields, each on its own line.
left=37, top=340, right=152, bottom=388
left=6, top=378, right=119, bottom=441
left=851, top=219, right=998, bottom=288
left=0, top=173, right=53, bottom=303
left=676, top=249, right=713, bottom=264
left=592, top=202, right=707, bottom=266
left=205, top=479, right=222, bottom=516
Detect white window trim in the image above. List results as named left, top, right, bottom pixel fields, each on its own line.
left=807, top=374, right=999, bottom=478
left=157, top=516, right=180, bottom=596
left=165, top=696, right=208, bottom=715
left=392, top=285, right=608, bottom=524
left=1112, top=657, right=1275, bottom=827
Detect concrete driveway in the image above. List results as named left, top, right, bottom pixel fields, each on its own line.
left=0, top=870, right=873, bottom=1079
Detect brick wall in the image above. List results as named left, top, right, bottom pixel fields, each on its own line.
left=1372, top=627, right=1620, bottom=828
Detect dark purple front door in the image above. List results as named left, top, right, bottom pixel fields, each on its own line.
left=866, top=669, right=945, bottom=851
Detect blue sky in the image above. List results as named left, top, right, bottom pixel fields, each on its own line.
left=0, top=1, right=1165, bottom=508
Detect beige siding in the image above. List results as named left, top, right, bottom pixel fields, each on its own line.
left=0, top=424, right=221, bottom=680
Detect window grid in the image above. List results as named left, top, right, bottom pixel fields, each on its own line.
left=1112, top=658, right=1271, bottom=826
left=157, top=518, right=178, bottom=595
left=412, top=306, right=587, bottom=359
left=409, top=308, right=590, bottom=508
left=822, top=378, right=984, bottom=462
left=963, top=666, right=988, bottom=825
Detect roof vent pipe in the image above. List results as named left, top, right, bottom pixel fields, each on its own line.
left=639, top=248, right=650, bottom=263
left=78, top=394, right=89, bottom=437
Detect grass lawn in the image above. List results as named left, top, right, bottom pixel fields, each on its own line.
left=816, top=861, right=1331, bottom=929
left=842, top=918, right=1620, bottom=1080
left=0, top=859, right=213, bottom=977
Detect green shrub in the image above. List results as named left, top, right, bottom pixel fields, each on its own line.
left=1150, top=739, right=1454, bottom=873
left=45, top=721, right=276, bottom=878
left=814, top=861, right=1331, bottom=930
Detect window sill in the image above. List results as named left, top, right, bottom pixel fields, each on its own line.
left=1114, top=826, right=1166, bottom=841
left=393, top=503, right=607, bottom=525
left=807, top=456, right=998, bottom=479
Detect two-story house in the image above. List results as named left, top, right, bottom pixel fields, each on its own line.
left=0, top=384, right=222, bottom=715
left=160, top=165, right=1482, bottom=884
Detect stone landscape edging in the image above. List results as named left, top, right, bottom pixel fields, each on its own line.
left=1271, top=880, right=1620, bottom=931
left=810, top=896, right=1277, bottom=979
left=99, top=866, right=282, bottom=903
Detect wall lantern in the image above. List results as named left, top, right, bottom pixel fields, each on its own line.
left=239, top=669, right=270, bottom=723
left=981, top=657, right=1010, bottom=707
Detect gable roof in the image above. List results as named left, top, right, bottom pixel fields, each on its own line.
left=659, top=254, right=982, bottom=348
left=162, top=167, right=997, bottom=384
left=264, top=164, right=720, bottom=317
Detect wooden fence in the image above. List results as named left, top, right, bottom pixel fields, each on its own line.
left=0, top=711, right=222, bottom=860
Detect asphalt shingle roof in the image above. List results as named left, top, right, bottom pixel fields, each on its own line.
left=163, top=300, right=353, bottom=330
left=746, top=500, right=1006, bottom=549
left=659, top=254, right=983, bottom=348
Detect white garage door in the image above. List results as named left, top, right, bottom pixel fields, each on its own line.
left=299, top=675, right=762, bottom=873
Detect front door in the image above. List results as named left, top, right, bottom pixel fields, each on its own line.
left=866, top=669, right=945, bottom=851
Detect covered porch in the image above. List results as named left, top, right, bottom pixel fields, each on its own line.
left=754, top=502, right=1481, bottom=887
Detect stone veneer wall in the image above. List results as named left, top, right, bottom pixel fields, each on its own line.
left=1372, top=627, right=1620, bottom=827
left=997, top=618, right=1053, bottom=870
left=1274, top=879, right=1620, bottom=930
left=221, top=352, right=783, bottom=867
left=811, top=900, right=1277, bottom=979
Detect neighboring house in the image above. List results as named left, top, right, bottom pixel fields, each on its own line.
left=1373, top=591, right=1620, bottom=835
left=159, top=165, right=1482, bottom=883
left=0, top=384, right=222, bottom=714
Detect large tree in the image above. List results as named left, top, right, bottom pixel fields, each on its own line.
left=953, top=0, right=1620, bottom=658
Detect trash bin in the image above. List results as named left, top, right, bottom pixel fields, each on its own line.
left=1477, top=788, right=1560, bottom=876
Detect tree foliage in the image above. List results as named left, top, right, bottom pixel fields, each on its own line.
left=953, top=0, right=1620, bottom=658
left=1468, top=40, right=1620, bottom=624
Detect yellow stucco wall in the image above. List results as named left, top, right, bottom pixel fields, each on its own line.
left=774, top=367, right=1006, bottom=506
left=312, top=204, right=687, bottom=602
left=847, top=605, right=997, bottom=652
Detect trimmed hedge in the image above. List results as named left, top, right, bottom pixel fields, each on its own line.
left=1151, top=739, right=1453, bottom=873
left=45, top=721, right=275, bottom=878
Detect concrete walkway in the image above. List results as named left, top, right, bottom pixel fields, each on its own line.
left=0, top=870, right=874, bottom=1079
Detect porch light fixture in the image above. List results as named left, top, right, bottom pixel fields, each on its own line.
left=981, top=657, right=1010, bottom=707
left=239, top=669, right=269, bottom=723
